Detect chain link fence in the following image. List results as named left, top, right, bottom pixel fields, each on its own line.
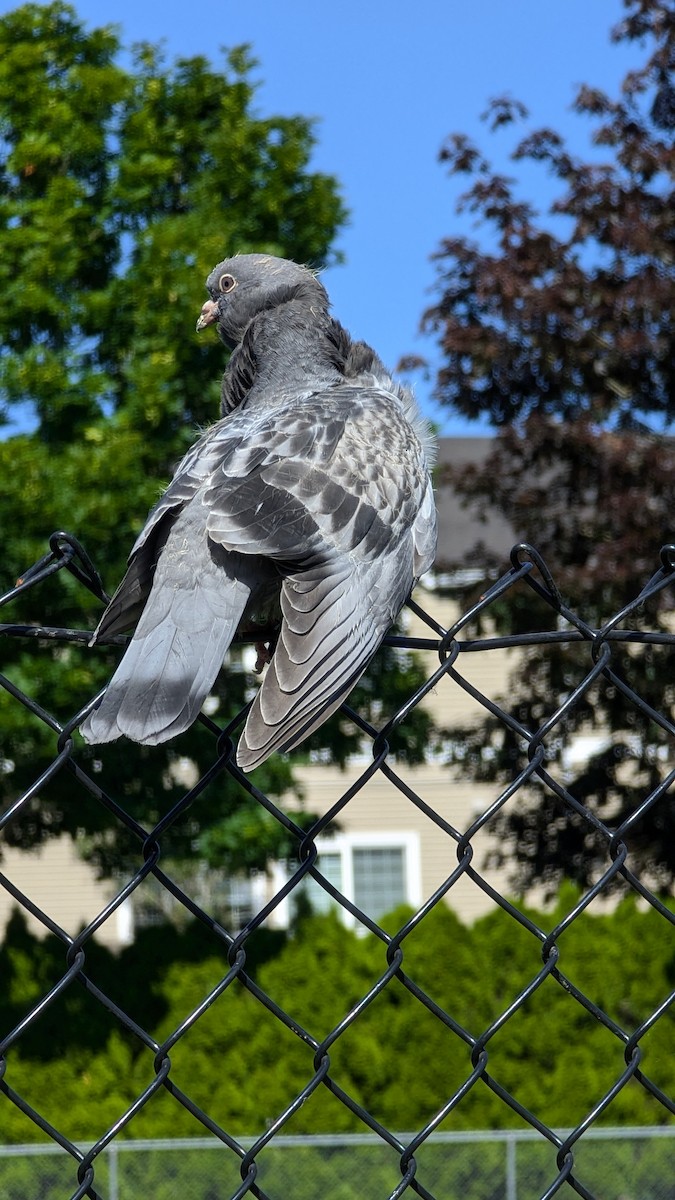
left=1, top=532, right=674, bottom=1200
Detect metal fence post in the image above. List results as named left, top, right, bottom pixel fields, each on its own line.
left=109, top=1141, right=118, bottom=1200
left=505, top=1132, right=517, bottom=1200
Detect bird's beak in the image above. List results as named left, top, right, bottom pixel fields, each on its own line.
left=196, top=299, right=219, bottom=332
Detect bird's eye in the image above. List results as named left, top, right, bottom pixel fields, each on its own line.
left=219, top=273, right=236, bottom=294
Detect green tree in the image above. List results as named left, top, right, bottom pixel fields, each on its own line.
left=416, top=0, right=675, bottom=890
left=0, top=0, right=350, bottom=876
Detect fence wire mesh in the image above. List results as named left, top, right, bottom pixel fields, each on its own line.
left=0, top=531, right=674, bottom=1200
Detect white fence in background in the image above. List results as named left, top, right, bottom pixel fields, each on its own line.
left=1, top=1125, right=673, bottom=1199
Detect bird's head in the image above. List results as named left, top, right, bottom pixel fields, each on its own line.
left=196, top=253, right=328, bottom=348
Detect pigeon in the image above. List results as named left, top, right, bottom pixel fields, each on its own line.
left=80, top=253, right=437, bottom=771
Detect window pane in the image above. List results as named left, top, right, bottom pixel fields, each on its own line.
left=298, top=851, right=343, bottom=916
left=224, top=873, right=257, bottom=931
left=353, top=847, right=406, bottom=920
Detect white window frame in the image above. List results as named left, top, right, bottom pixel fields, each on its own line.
left=271, top=831, right=422, bottom=930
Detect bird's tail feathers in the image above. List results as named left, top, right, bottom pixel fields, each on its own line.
left=88, top=552, right=154, bottom=646
left=81, top=553, right=252, bottom=746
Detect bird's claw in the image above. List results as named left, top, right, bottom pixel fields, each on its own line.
left=253, top=641, right=272, bottom=674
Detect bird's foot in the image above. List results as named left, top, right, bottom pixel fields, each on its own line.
left=253, top=641, right=273, bottom=674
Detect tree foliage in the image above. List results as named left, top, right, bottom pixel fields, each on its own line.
left=0, top=3, right=439, bottom=880
left=420, top=0, right=675, bottom=890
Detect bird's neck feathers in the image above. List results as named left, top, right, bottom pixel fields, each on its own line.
left=221, top=295, right=342, bottom=413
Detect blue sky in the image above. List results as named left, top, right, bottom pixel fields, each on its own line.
left=4, top=1, right=641, bottom=434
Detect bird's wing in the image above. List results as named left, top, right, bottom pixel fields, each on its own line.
left=238, top=546, right=413, bottom=770
left=203, top=386, right=433, bottom=563
left=91, top=420, right=249, bottom=640
left=412, top=474, right=438, bottom=579
left=196, top=385, right=436, bottom=769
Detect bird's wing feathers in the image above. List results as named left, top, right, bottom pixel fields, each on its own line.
left=192, top=385, right=433, bottom=769
left=413, top=474, right=438, bottom=579
left=205, top=387, right=430, bottom=563
left=92, top=424, right=238, bottom=640
left=93, top=401, right=340, bottom=638
left=238, top=544, right=414, bottom=770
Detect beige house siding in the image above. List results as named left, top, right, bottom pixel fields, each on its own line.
left=405, top=583, right=514, bottom=728
left=0, top=838, right=132, bottom=949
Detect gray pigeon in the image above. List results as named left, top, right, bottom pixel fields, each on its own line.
left=80, top=254, right=437, bottom=771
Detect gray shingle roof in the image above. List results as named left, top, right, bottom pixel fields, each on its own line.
left=432, top=438, right=517, bottom=583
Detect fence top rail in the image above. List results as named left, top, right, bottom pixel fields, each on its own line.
left=2, top=1126, right=674, bottom=1157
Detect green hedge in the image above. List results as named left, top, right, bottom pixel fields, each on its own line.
left=1, top=887, right=672, bottom=1144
